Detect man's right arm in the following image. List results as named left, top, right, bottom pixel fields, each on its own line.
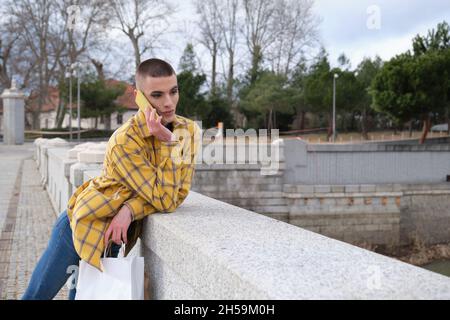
left=110, top=139, right=183, bottom=215
left=123, top=153, right=196, bottom=221
left=116, top=123, right=201, bottom=220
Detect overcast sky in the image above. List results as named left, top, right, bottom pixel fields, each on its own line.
left=314, top=0, right=450, bottom=68
left=3, top=0, right=448, bottom=80
left=153, top=0, right=450, bottom=75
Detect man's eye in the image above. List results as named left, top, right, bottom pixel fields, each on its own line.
left=170, top=90, right=178, bottom=95
left=151, top=94, right=161, bottom=98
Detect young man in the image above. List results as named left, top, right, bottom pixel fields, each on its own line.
left=22, top=58, right=200, bottom=300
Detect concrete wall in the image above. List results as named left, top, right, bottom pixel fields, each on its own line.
left=35, top=142, right=450, bottom=298
left=284, top=184, right=401, bottom=248
left=283, top=183, right=450, bottom=250
left=283, top=139, right=450, bottom=185
left=192, top=163, right=287, bottom=222
left=400, top=189, right=450, bottom=245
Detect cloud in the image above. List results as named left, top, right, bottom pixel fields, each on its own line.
left=314, top=0, right=450, bottom=66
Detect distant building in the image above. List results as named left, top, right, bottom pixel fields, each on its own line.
left=0, top=79, right=138, bottom=132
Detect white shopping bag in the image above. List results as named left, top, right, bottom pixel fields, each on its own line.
left=75, top=243, right=144, bottom=300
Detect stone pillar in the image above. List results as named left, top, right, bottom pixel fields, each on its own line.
left=1, top=80, right=26, bottom=145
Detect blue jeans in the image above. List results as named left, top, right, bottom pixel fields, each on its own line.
left=22, top=210, right=120, bottom=300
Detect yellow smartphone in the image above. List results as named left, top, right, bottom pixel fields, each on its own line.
left=135, top=89, right=157, bottom=119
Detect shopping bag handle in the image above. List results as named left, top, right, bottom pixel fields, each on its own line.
left=104, top=240, right=126, bottom=258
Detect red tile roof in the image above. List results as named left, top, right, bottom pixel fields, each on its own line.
left=14, top=79, right=137, bottom=114
left=107, top=79, right=138, bottom=111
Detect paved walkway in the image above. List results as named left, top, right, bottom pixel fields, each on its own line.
left=0, top=143, right=68, bottom=299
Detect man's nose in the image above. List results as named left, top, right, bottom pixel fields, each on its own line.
left=163, top=95, right=174, bottom=109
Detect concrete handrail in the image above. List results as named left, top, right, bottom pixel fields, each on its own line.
left=38, top=140, right=450, bottom=299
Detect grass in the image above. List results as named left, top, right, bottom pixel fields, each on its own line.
left=287, top=130, right=449, bottom=144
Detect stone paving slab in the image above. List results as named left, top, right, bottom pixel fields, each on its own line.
left=0, top=144, right=68, bottom=300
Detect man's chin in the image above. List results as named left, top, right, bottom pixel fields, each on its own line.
left=162, top=114, right=176, bottom=125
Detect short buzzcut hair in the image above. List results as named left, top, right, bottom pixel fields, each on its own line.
left=135, top=58, right=176, bottom=90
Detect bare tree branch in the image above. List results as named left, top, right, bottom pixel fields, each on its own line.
left=266, top=0, right=320, bottom=76
left=242, top=0, right=277, bottom=83
left=195, top=0, right=224, bottom=95
left=216, top=0, right=239, bottom=103
left=111, top=0, right=174, bottom=68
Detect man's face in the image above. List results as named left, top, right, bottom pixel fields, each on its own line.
left=139, top=74, right=179, bottom=125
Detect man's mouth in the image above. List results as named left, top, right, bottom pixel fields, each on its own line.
left=162, top=110, right=174, bottom=116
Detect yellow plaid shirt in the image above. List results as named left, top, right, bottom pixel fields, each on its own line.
left=67, top=106, right=201, bottom=270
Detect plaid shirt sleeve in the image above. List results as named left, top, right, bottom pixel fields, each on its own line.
left=112, top=122, right=200, bottom=221
left=123, top=158, right=196, bottom=221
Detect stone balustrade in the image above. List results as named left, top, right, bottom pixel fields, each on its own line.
left=34, top=138, right=72, bottom=187
left=36, top=137, right=450, bottom=250
left=34, top=138, right=450, bottom=299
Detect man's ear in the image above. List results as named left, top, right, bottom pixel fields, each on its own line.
left=133, top=89, right=137, bottom=98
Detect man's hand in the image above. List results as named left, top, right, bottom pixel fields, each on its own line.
left=145, top=107, right=175, bottom=142
left=104, top=205, right=133, bottom=246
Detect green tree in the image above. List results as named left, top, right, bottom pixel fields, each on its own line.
left=76, top=76, right=126, bottom=130
left=178, top=43, right=198, bottom=73
left=355, top=56, right=383, bottom=139
left=177, top=43, right=235, bottom=129
left=302, top=50, right=372, bottom=140
left=288, top=58, right=310, bottom=131
left=240, top=71, right=294, bottom=130
left=413, top=21, right=450, bottom=55
left=371, top=51, right=450, bottom=143
left=413, top=21, right=450, bottom=134
left=177, top=70, right=208, bottom=120
left=205, top=92, right=234, bottom=129
left=303, top=52, right=334, bottom=138
left=327, top=53, right=373, bottom=136
left=337, top=53, right=351, bottom=70
left=177, top=43, right=208, bottom=121
left=333, top=68, right=364, bottom=134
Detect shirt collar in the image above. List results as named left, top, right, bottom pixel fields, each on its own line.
left=136, top=105, right=185, bottom=138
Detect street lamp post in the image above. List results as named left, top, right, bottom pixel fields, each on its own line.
left=76, top=68, right=81, bottom=142
left=65, top=62, right=83, bottom=141
left=77, top=75, right=81, bottom=142
left=65, top=69, right=73, bottom=141
left=332, top=73, right=339, bottom=143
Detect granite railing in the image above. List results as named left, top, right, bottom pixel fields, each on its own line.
left=32, top=138, right=450, bottom=299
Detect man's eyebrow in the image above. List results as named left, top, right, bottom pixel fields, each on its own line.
left=150, top=86, right=178, bottom=95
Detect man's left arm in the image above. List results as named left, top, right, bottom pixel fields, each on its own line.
left=122, top=122, right=200, bottom=221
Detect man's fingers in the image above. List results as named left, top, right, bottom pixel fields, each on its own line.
left=112, top=228, right=121, bottom=245
left=121, top=227, right=128, bottom=244
left=104, top=226, right=112, bottom=247
left=151, top=108, right=156, bottom=121
left=111, top=227, right=116, bottom=244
